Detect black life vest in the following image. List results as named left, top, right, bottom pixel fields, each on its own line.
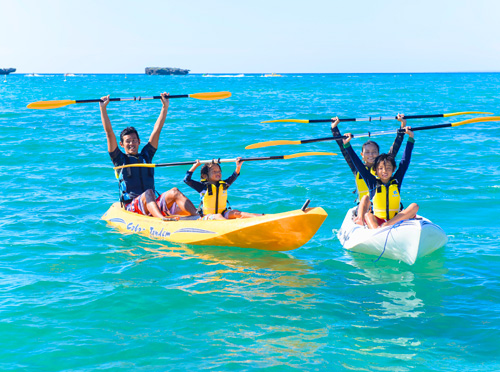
left=116, top=152, right=155, bottom=204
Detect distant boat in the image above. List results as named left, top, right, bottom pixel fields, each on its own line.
left=25, top=73, right=42, bottom=77
left=65, top=73, right=76, bottom=77
left=263, top=73, right=283, bottom=77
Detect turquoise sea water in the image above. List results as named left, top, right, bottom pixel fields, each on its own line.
left=1, top=73, right=499, bottom=371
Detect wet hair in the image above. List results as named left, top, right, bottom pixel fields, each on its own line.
left=200, top=162, right=222, bottom=180
left=120, top=127, right=140, bottom=142
left=362, top=140, right=380, bottom=152
left=373, top=154, right=396, bottom=173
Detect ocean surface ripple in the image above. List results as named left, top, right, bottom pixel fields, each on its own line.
left=0, top=73, right=499, bottom=371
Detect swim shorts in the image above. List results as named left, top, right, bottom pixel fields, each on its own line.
left=125, top=192, right=181, bottom=216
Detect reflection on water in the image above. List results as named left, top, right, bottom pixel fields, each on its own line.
left=126, top=237, right=311, bottom=271
left=114, top=235, right=322, bottom=306
left=377, top=289, right=424, bottom=319
left=207, top=325, right=329, bottom=368
left=105, top=232, right=456, bottom=369
left=342, top=250, right=447, bottom=319
left=337, top=251, right=449, bottom=369
left=108, top=236, right=328, bottom=368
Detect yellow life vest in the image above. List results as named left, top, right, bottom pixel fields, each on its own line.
left=354, top=167, right=376, bottom=200
left=372, top=179, right=401, bottom=220
left=202, top=181, right=228, bottom=215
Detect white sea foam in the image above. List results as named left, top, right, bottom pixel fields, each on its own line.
left=203, top=74, right=244, bottom=77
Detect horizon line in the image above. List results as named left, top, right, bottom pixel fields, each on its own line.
left=7, top=71, right=500, bottom=75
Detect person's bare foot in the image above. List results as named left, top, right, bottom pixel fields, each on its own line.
left=353, top=216, right=364, bottom=225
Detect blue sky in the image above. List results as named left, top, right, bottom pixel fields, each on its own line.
left=1, top=0, right=499, bottom=73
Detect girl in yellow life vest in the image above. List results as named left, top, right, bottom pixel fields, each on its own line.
left=184, top=158, right=262, bottom=220
left=330, top=115, right=406, bottom=225
left=343, top=115, right=419, bottom=229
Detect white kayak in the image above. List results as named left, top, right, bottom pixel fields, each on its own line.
left=337, top=207, right=448, bottom=265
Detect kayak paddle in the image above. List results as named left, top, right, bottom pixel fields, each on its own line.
left=113, top=151, right=337, bottom=170
left=27, top=91, right=232, bottom=110
left=246, top=116, right=500, bottom=149
left=260, top=111, right=494, bottom=124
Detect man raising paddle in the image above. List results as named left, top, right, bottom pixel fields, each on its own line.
left=100, top=93, right=198, bottom=218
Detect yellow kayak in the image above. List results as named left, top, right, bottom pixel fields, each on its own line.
left=101, top=202, right=327, bottom=251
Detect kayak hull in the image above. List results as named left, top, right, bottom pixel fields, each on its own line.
left=337, top=207, right=447, bottom=265
left=102, top=202, right=327, bottom=251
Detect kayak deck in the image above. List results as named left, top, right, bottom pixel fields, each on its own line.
left=102, top=202, right=327, bottom=251
left=337, top=207, right=447, bottom=264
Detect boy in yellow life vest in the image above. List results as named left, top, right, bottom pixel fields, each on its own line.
left=343, top=118, right=419, bottom=229
left=331, top=114, right=406, bottom=225
left=184, top=158, right=262, bottom=220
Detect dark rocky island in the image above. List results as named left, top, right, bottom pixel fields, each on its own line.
left=145, top=67, right=190, bottom=75
left=0, top=68, right=16, bottom=75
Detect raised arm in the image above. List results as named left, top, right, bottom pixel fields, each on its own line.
left=343, top=134, right=377, bottom=189
left=223, top=158, right=242, bottom=187
left=388, top=113, right=406, bottom=158
left=100, top=95, right=118, bottom=153
left=393, top=127, right=415, bottom=185
left=331, top=117, right=356, bottom=174
left=183, top=168, right=206, bottom=193
left=148, top=92, right=170, bottom=149
left=188, top=159, right=202, bottom=173
left=234, top=157, right=242, bottom=175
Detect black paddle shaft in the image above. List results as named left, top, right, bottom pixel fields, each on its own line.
left=308, top=114, right=444, bottom=123
left=76, top=94, right=189, bottom=104
left=300, top=123, right=453, bottom=144
left=153, top=156, right=286, bottom=168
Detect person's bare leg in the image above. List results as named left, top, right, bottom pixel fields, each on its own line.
left=354, top=195, right=370, bottom=225
left=205, top=213, right=225, bottom=220
left=160, top=188, right=198, bottom=216
left=226, top=210, right=262, bottom=219
left=365, top=212, right=380, bottom=229
left=381, top=203, right=419, bottom=228
left=141, top=189, right=165, bottom=218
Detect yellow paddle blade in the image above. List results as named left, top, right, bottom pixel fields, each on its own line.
left=443, top=111, right=494, bottom=117
left=113, top=163, right=156, bottom=170
left=451, top=116, right=500, bottom=127
left=188, top=91, right=231, bottom=100
left=261, top=119, right=310, bottom=124
left=283, top=152, right=337, bottom=160
left=245, top=140, right=302, bottom=150
left=27, top=99, right=76, bottom=109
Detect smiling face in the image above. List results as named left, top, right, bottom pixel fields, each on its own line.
left=206, top=164, right=222, bottom=182
left=361, top=143, right=379, bottom=167
left=120, top=133, right=140, bottom=155
left=375, top=160, right=394, bottom=183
